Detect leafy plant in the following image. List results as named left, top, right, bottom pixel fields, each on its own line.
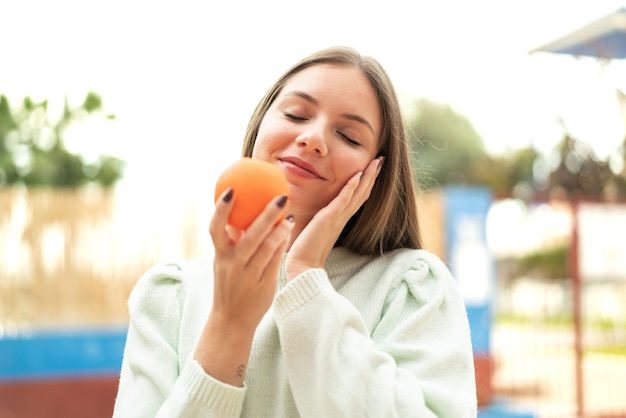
left=0, top=92, right=124, bottom=188
left=517, top=244, right=569, bottom=280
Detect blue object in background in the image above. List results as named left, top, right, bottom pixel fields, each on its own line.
left=465, top=304, right=491, bottom=356
left=444, top=185, right=495, bottom=354
left=0, top=326, right=127, bottom=381
left=478, top=401, right=537, bottom=418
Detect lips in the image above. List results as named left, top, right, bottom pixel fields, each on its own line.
left=279, top=156, right=325, bottom=179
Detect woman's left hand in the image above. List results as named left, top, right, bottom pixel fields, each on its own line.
left=285, top=157, right=383, bottom=280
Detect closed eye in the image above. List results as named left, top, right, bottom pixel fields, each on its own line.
left=284, top=112, right=307, bottom=121
left=338, top=131, right=360, bottom=146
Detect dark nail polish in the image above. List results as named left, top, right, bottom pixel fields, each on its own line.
left=286, top=214, right=294, bottom=223
left=223, top=188, right=233, bottom=202
left=276, top=195, right=288, bottom=208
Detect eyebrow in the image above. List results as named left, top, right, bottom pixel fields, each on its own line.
left=285, top=90, right=376, bottom=136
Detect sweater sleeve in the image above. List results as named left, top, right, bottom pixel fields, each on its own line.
left=273, top=256, right=477, bottom=418
left=112, top=262, right=246, bottom=418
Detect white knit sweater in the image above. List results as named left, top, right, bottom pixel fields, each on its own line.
left=113, top=247, right=477, bottom=417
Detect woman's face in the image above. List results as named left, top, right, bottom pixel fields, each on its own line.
left=252, top=64, right=381, bottom=219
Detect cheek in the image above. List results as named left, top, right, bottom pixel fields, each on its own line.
left=252, top=124, right=276, bottom=159
left=334, top=153, right=372, bottom=181
left=253, top=118, right=291, bottom=158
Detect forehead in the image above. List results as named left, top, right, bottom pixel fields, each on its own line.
left=279, top=63, right=381, bottom=133
left=283, top=63, right=374, bottom=96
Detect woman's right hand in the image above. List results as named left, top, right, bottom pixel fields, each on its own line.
left=209, top=188, right=294, bottom=331
left=194, top=189, right=293, bottom=386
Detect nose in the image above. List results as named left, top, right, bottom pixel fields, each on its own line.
left=295, top=124, right=328, bottom=157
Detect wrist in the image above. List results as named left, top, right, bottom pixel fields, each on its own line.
left=194, top=314, right=256, bottom=387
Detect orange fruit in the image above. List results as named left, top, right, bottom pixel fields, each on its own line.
left=214, top=157, right=290, bottom=230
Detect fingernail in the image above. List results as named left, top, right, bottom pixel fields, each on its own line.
left=276, top=195, right=288, bottom=208
left=286, top=214, right=294, bottom=223
left=378, top=156, right=385, bottom=166
left=223, top=188, right=233, bottom=202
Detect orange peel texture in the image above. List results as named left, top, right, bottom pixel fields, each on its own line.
left=214, top=157, right=290, bottom=230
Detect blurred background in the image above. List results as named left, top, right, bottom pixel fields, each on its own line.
left=1, top=0, right=625, bottom=417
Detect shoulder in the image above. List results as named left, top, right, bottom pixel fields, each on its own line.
left=378, top=248, right=461, bottom=307
left=382, top=248, right=449, bottom=271
left=376, top=248, right=454, bottom=285
left=128, top=256, right=213, bottom=316
left=328, top=247, right=453, bottom=285
left=329, top=247, right=458, bottom=303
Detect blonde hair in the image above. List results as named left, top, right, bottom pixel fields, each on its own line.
left=242, top=46, right=421, bottom=255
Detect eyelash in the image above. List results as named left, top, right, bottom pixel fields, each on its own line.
left=284, top=112, right=306, bottom=121
left=283, top=112, right=360, bottom=146
left=338, top=132, right=360, bottom=146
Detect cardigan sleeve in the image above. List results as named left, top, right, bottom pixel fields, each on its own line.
left=112, top=262, right=246, bottom=418
left=272, top=255, right=477, bottom=418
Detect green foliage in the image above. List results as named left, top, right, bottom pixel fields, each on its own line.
left=478, top=147, right=540, bottom=198
left=518, top=244, right=569, bottom=279
left=405, top=99, right=537, bottom=196
left=405, top=98, right=626, bottom=199
left=406, top=99, right=486, bottom=189
left=0, top=92, right=124, bottom=188
left=82, top=91, right=103, bottom=113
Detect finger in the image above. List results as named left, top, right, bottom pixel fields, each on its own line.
left=323, top=172, right=360, bottom=213
left=235, top=194, right=290, bottom=263
left=360, top=157, right=383, bottom=188
left=210, top=188, right=235, bottom=250
left=248, top=216, right=293, bottom=279
left=353, top=157, right=383, bottom=201
left=225, top=225, right=244, bottom=243
left=327, top=157, right=381, bottom=217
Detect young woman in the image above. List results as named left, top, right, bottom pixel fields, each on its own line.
left=113, top=46, right=477, bottom=417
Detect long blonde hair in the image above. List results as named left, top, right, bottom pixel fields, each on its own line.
left=242, top=46, right=421, bottom=255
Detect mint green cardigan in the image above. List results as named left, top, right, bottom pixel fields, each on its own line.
left=113, top=247, right=477, bottom=417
